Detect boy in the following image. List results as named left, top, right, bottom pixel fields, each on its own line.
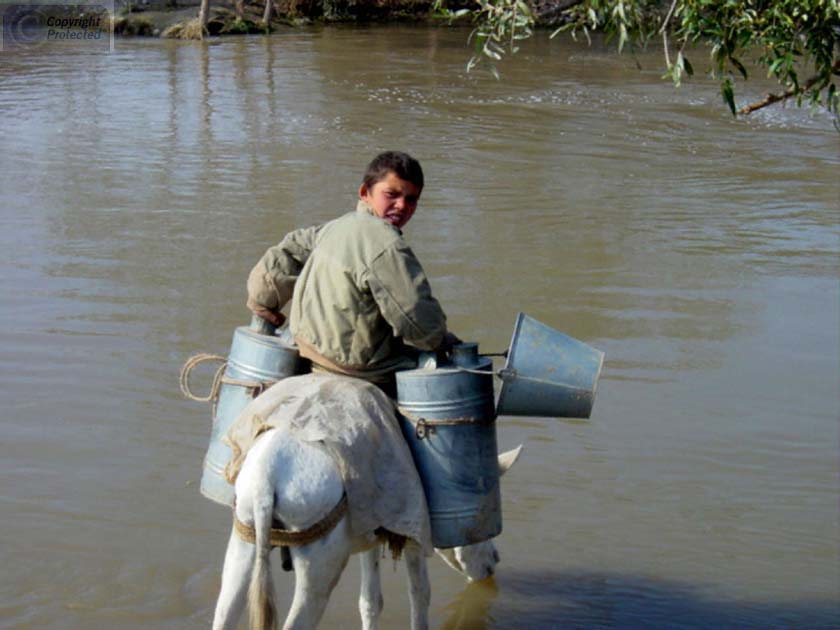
left=247, top=151, right=458, bottom=395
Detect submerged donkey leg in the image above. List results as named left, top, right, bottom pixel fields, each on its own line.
left=213, top=529, right=255, bottom=630
left=404, top=542, right=430, bottom=630
left=283, top=517, right=354, bottom=630
left=359, top=546, right=383, bottom=630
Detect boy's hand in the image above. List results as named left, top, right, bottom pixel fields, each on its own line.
left=434, top=332, right=462, bottom=364
left=440, top=331, right=462, bottom=352
left=249, top=304, right=286, bottom=327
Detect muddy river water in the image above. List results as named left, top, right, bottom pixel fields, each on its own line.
left=1, top=25, right=838, bottom=629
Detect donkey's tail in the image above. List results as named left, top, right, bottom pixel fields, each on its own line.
left=248, top=489, right=277, bottom=630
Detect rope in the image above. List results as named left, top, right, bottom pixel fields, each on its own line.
left=397, top=409, right=492, bottom=425
left=233, top=493, right=349, bottom=548
left=179, top=353, right=227, bottom=402
left=179, top=353, right=278, bottom=406
left=397, top=407, right=497, bottom=440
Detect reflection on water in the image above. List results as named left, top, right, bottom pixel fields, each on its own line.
left=464, top=569, right=840, bottom=629
left=0, top=26, right=838, bottom=629
left=441, top=578, right=498, bottom=630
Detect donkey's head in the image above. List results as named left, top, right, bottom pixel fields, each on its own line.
left=435, top=445, right=523, bottom=582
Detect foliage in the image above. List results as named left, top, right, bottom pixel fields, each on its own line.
left=467, top=0, right=536, bottom=77
left=161, top=17, right=207, bottom=39
left=112, top=14, right=156, bottom=36
left=433, top=0, right=534, bottom=76
left=216, top=14, right=272, bottom=33
left=472, top=0, right=840, bottom=116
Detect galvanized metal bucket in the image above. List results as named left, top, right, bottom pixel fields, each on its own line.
left=396, top=343, right=501, bottom=549
left=496, top=313, right=605, bottom=419
left=199, top=317, right=308, bottom=506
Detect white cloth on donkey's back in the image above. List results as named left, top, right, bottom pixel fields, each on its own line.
left=223, top=372, right=433, bottom=555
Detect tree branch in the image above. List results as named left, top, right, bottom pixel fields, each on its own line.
left=738, top=61, right=840, bottom=115
left=658, top=0, right=678, bottom=35
left=658, top=0, right=678, bottom=67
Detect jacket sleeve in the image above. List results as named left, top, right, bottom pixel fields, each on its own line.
left=246, top=225, right=320, bottom=312
left=366, top=241, right=448, bottom=351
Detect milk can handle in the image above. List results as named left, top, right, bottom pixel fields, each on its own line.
left=250, top=314, right=277, bottom=336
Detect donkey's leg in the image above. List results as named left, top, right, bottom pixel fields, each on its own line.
left=283, top=518, right=354, bottom=630
left=213, top=529, right=255, bottom=630
left=359, top=546, right=383, bottom=630
left=404, top=542, right=430, bottom=630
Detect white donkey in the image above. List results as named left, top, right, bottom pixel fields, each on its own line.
left=212, top=426, right=522, bottom=630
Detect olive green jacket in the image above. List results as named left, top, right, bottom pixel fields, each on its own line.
left=246, top=201, right=447, bottom=378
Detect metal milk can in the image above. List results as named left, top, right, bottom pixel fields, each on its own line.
left=396, top=343, right=501, bottom=549
left=181, top=316, right=309, bottom=506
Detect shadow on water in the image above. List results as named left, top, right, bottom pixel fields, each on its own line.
left=440, top=569, right=840, bottom=630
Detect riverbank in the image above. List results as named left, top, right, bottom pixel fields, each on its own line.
left=111, top=0, right=572, bottom=39
left=112, top=0, right=466, bottom=38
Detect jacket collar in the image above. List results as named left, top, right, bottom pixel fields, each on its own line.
left=356, top=200, right=402, bottom=234
left=356, top=200, right=375, bottom=216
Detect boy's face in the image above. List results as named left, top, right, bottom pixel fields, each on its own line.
left=359, top=171, right=421, bottom=230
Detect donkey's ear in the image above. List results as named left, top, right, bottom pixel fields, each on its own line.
left=498, top=445, right=524, bottom=477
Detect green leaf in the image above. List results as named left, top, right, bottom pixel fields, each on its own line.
left=673, top=52, right=685, bottom=87
left=721, top=78, right=736, bottom=116
left=484, top=45, right=502, bottom=60
left=550, top=23, right=570, bottom=39
left=768, top=56, right=785, bottom=76
left=730, top=57, right=748, bottom=79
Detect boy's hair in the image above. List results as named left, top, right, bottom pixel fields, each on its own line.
left=362, top=151, right=424, bottom=192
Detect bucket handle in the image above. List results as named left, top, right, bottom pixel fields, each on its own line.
left=179, top=353, right=278, bottom=406
left=180, top=353, right=228, bottom=402
left=447, top=366, right=514, bottom=380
